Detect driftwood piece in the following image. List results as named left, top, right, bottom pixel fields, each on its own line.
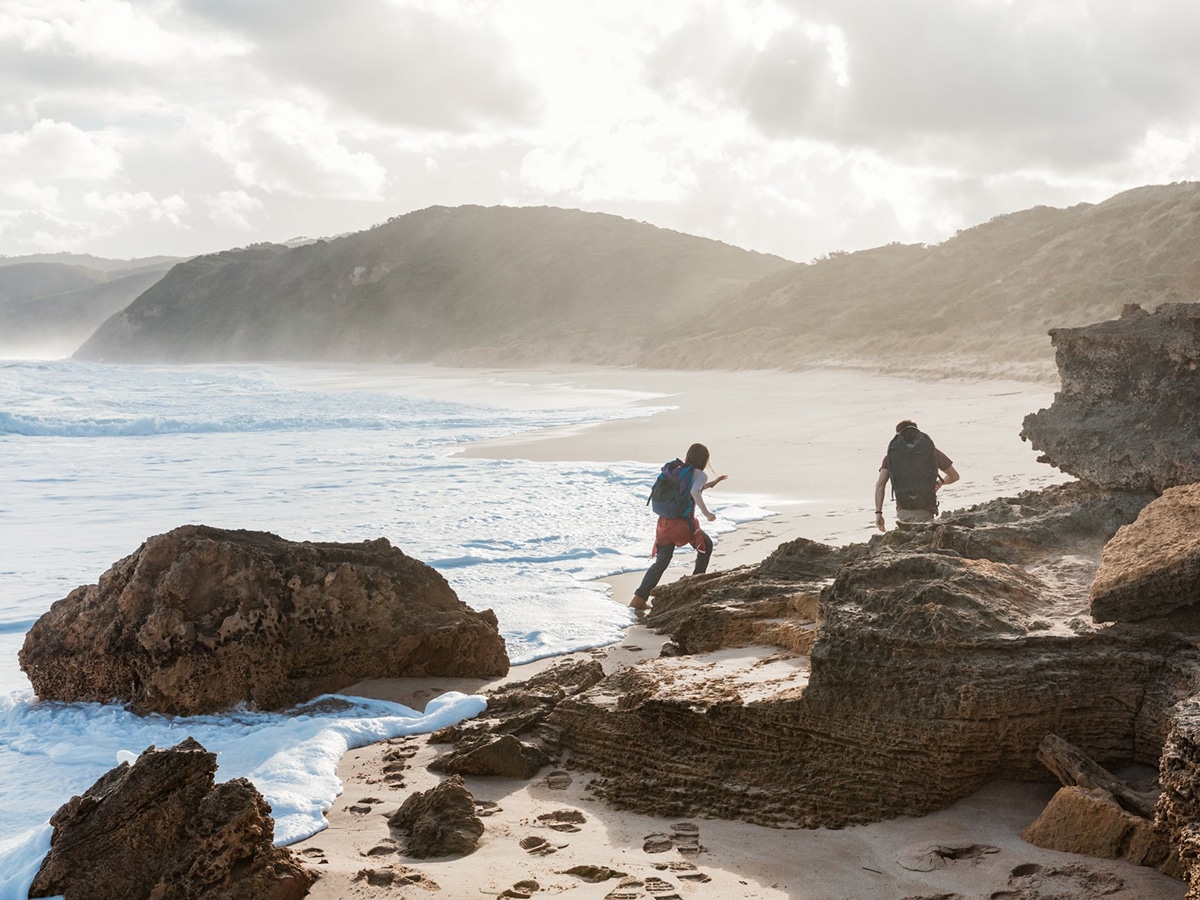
left=1037, top=733, right=1159, bottom=819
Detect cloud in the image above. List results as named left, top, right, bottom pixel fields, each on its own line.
left=83, top=190, right=190, bottom=227
left=179, top=0, right=538, bottom=131
left=205, top=190, right=263, bottom=231
left=207, top=101, right=388, bottom=199
left=0, top=119, right=122, bottom=181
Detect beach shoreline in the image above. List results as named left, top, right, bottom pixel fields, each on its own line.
left=291, top=364, right=1184, bottom=900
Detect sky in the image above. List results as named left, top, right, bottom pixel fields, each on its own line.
left=2, top=0, right=1200, bottom=264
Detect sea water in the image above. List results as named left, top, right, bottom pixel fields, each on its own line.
left=0, top=359, right=772, bottom=897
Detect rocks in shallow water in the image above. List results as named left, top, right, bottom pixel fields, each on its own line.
left=1090, top=484, right=1200, bottom=624
left=387, top=774, right=483, bottom=858
left=19, top=524, right=509, bottom=715
left=1021, top=302, right=1200, bottom=492
left=29, top=737, right=313, bottom=900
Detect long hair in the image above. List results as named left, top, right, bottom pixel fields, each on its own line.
left=684, top=442, right=710, bottom=470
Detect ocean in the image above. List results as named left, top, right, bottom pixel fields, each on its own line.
left=0, top=359, right=1065, bottom=897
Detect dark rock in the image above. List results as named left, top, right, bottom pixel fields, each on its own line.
left=387, top=775, right=483, bottom=858
left=19, top=525, right=509, bottom=715
left=1021, top=302, right=1200, bottom=492
left=429, top=734, right=550, bottom=779
left=28, top=737, right=313, bottom=900
left=1090, top=484, right=1200, bottom=624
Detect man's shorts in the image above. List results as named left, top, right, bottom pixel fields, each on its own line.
left=896, top=507, right=936, bottom=525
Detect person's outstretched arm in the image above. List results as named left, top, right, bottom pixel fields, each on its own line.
left=874, top=468, right=889, bottom=532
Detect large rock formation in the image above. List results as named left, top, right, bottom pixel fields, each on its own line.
left=29, top=737, right=313, bottom=900
left=1022, top=302, right=1200, bottom=492
left=1090, top=484, right=1200, bottom=625
left=19, top=525, right=508, bottom=715
left=547, top=490, right=1200, bottom=827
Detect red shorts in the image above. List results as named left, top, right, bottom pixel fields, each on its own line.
left=652, top=516, right=709, bottom=555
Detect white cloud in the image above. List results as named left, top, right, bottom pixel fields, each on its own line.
left=205, top=190, right=263, bottom=231
left=0, top=119, right=121, bottom=182
left=83, top=190, right=190, bottom=227
left=207, top=101, right=388, bottom=199
left=3, top=0, right=1200, bottom=263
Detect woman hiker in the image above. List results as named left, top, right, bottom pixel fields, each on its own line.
left=630, top=442, right=727, bottom=611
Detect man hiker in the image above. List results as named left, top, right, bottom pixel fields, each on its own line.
left=874, top=419, right=959, bottom=531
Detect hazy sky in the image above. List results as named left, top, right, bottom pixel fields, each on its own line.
left=3, top=0, right=1199, bottom=263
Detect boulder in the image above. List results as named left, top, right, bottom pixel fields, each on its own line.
left=387, top=774, right=483, bottom=858
left=429, top=733, right=550, bottom=779
left=1021, top=786, right=1172, bottom=871
left=1090, top=484, right=1200, bottom=624
left=1021, top=302, right=1200, bottom=492
left=19, top=525, right=508, bottom=715
left=29, top=737, right=313, bottom=900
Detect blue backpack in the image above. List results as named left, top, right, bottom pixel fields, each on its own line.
left=646, top=459, right=695, bottom=519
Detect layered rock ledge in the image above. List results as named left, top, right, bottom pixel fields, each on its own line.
left=19, top=525, right=509, bottom=715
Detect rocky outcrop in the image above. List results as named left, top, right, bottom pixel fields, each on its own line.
left=1156, top=699, right=1200, bottom=890
left=1090, top=484, right=1200, bottom=625
left=29, top=737, right=313, bottom=900
left=387, top=775, right=483, bottom=858
left=19, top=525, right=508, bottom=715
left=1021, top=302, right=1200, bottom=492
left=547, top=485, right=1200, bottom=828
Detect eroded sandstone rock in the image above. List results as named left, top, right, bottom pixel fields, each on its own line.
left=549, top=486, right=1198, bottom=828
left=1021, top=786, right=1173, bottom=872
left=387, top=774, right=483, bottom=858
left=19, top=525, right=509, bottom=715
left=429, top=733, right=550, bottom=779
left=1021, top=302, right=1200, bottom=492
left=1090, top=484, right=1200, bottom=624
left=29, top=737, right=313, bottom=900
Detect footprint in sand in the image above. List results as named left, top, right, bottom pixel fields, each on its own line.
left=499, top=878, right=541, bottom=899
left=670, top=821, right=701, bottom=856
left=560, top=865, right=626, bottom=883
left=996, top=862, right=1124, bottom=899
left=349, top=797, right=384, bottom=815
left=519, top=835, right=563, bottom=855
left=544, top=770, right=572, bottom=790
left=363, top=839, right=398, bottom=857
left=642, top=832, right=674, bottom=853
left=654, top=861, right=711, bottom=883
left=535, top=809, right=587, bottom=832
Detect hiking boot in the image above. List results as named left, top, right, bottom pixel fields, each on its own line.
left=629, top=595, right=649, bottom=611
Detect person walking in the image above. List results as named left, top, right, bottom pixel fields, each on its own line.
left=631, top=442, right=727, bottom=611
left=874, top=419, right=959, bottom=531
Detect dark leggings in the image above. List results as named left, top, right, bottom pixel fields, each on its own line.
left=634, top=531, right=714, bottom=600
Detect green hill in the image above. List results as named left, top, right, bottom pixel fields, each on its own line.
left=76, top=206, right=791, bottom=365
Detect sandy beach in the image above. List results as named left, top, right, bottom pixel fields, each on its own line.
left=293, top=365, right=1184, bottom=899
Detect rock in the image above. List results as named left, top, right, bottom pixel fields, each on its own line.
left=387, top=775, right=483, bottom=858
left=1090, top=484, right=1200, bottom=624
left=429, top=734, right=550, bottom=779
left=1021, top=786, right=1173, bottom=872
left=548, top=485, right=1199, bottom=828
left=1021, top=302, right=1200, bottom=492
left=19, top=525, right=509, bottom=715
left=28, top=737, right=313, bottom=900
